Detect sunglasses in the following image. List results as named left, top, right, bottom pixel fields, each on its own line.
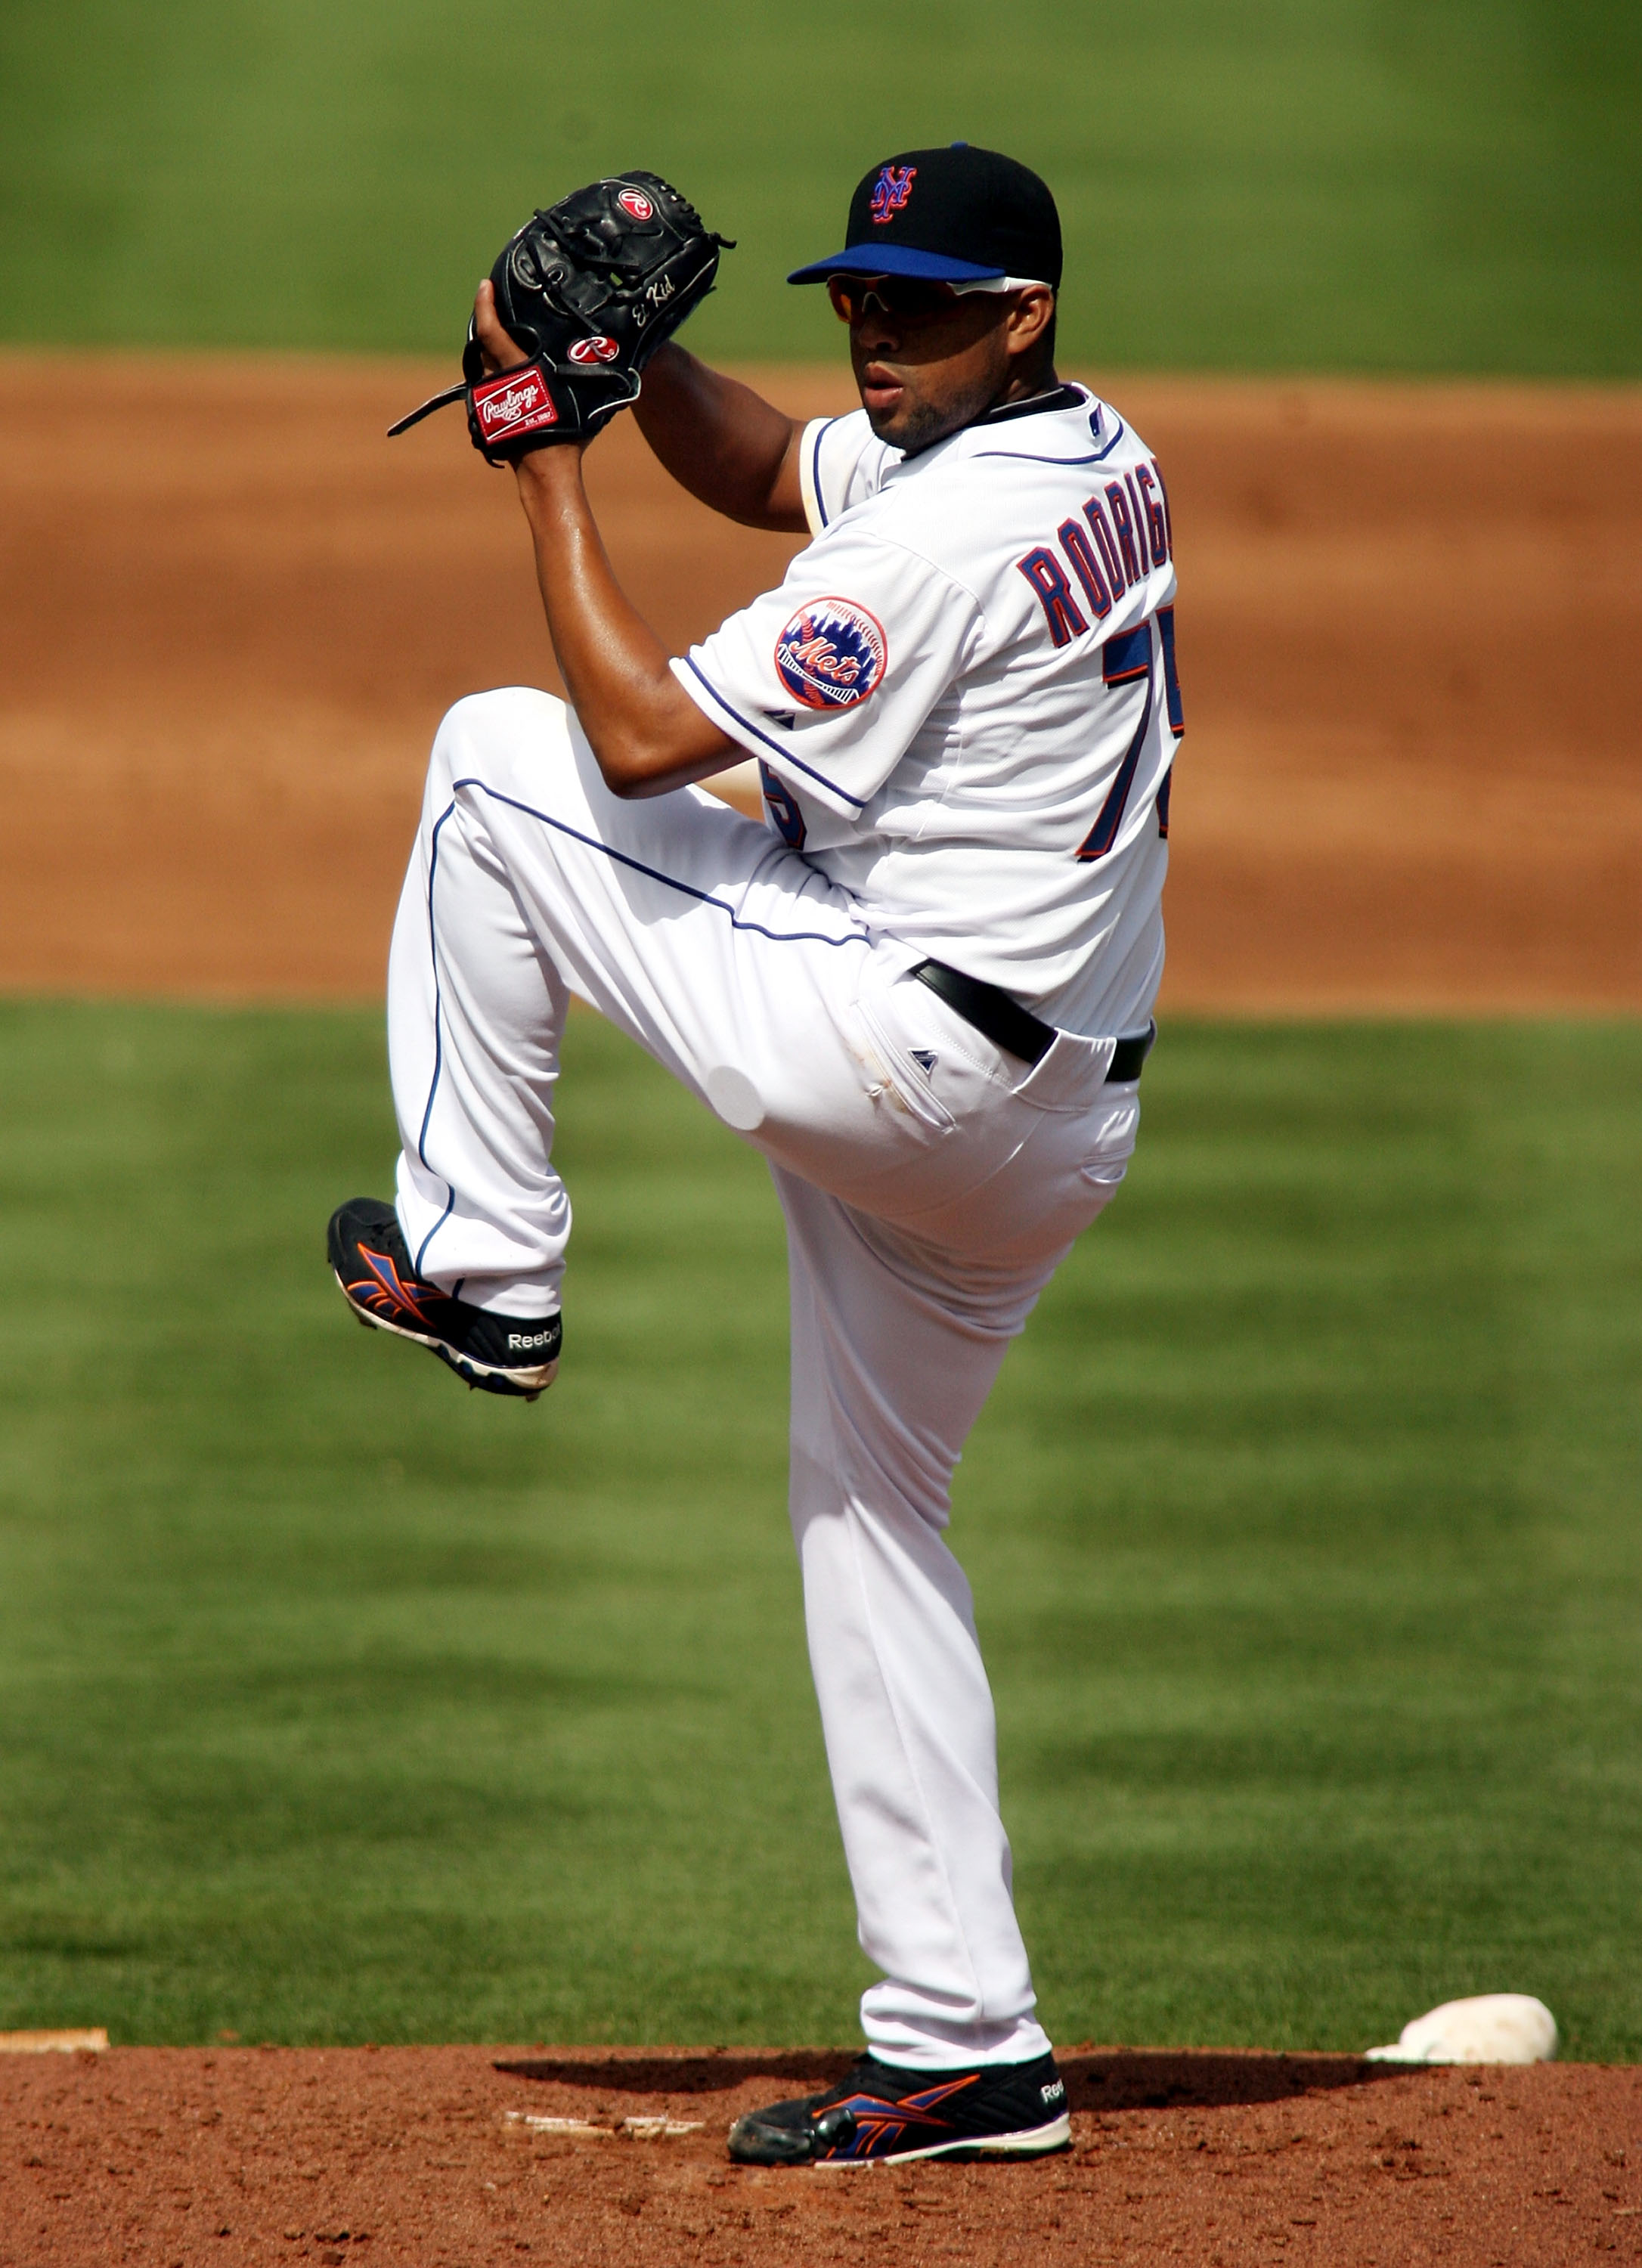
left=827, top=274, right=974, bottom=324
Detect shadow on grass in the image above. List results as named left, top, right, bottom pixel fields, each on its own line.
left=495, top=2046, right=1409, bottom=2109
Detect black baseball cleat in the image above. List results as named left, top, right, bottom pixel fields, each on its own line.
left=726, top=2050, right=1070, bottom=2167
left=327, top=1197, right=560, bottom=1401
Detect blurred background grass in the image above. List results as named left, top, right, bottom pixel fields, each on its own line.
left=2, top=1005, right=1637, bottom=2056
left=2, top=0, right=1637, bottom=370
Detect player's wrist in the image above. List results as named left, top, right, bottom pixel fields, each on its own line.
left=512, top=442, right=588, bottom=494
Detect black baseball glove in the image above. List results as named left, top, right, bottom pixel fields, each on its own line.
left=389, top=173, right=731, bottom=463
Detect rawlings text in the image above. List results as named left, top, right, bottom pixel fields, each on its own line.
left=472, top=367, right=559, bottom=443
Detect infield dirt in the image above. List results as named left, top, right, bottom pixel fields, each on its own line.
left=4, top=2043, right=1638, bottom=2267
left=1, top=356, right=1637, bottom=1009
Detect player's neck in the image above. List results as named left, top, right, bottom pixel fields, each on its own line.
left=996, top=362, right=1060, bottom=411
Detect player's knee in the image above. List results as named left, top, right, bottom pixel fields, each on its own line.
left=427, top=686, right=573, bottom=798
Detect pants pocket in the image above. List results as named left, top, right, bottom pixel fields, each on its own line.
left=1079, top=1093, right=1142, bottom=1184
left=852, top=987, right=959, bottom=1136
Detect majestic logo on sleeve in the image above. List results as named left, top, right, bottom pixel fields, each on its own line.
left=773, top=599, right=888, bottom=711
left=869, top=165, right=918, bottom=223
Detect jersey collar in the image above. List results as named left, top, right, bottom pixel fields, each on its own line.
left=977, top=382, right=1087, bottom=426
left=879, top=383, right=1100, bottom=485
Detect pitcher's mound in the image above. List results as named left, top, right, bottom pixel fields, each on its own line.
left=4, top=2041, right=1636, bottom=2264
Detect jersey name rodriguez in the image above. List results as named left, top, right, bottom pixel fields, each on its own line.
left=672, top=385, right=1182, bottom=1037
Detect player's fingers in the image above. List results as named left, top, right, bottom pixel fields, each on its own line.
left=472, top=280, right=529, bottom=375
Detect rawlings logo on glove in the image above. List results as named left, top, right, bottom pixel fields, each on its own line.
left=471, top=367, right=559, bottom=444
left=387, top=172, right=732, bottom=463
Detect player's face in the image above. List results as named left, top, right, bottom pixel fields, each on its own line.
left=830, top=277, right=1054, bottom=455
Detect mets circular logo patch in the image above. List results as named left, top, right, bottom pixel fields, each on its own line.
left=617, top=187, right=655, bottom=221
left=568, top=335, right=620, bottom=364
left=773, top=599, right=888, bottom=711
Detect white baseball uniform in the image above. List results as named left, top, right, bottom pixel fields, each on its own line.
left=386, top=381, right=1180, bottom=2067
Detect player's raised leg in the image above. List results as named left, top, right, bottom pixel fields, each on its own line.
left=327, top=699, right=579, bottom=1397
left=329, top=681, right=956, bottom=1398
left=384, top=702, right=578, bottom=1324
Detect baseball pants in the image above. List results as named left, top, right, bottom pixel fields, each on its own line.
left=386, top=687, right=1140, bottom=2068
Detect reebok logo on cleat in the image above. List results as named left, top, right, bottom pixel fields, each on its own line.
left=327, top=1198, right=559, bottom=1403
left=349, top=1250, right=438, bottom=1328
left=1042, top=2079, right=1066, bottom=2103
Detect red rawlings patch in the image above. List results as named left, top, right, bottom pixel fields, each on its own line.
left=472, top=366, right=559, bottom=444
left=617, top=188, right=655, bottom=221
left=567, top=335, right=620, bottom=364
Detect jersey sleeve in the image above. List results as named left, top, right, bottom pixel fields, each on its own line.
left=797, top=411, right=901, bottom=535
left=674, top=521, right=983, bottom=820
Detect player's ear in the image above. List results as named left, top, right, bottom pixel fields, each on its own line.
left=1006, top=287, right=1057, bottom=379
left=1007, top=287, right=1055, bottom=346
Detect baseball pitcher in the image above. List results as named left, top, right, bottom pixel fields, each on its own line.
left=329, top=143, right=1180, bottom=2164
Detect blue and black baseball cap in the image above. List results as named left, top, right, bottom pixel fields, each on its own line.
left=788, top=143, right=1061, bottom=290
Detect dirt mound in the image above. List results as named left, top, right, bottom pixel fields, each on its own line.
left=4, top=2042, right=1635, bottom=2265
left=0, top=355, right=1636, bottom=1009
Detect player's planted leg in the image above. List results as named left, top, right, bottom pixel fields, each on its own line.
left=776, top=1171, right=1070, bottom=2074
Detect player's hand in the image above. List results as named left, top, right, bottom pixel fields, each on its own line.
left=472, top=280, right=585, bottom=479
left=472, top=280, right=531, bottom=376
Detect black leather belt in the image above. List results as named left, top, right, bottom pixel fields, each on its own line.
left=912, top=959, right=1155, bottom=1080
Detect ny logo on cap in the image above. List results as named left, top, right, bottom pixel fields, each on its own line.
left=870, top=165, right=918, bottom=223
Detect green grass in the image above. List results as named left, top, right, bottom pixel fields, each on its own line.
left=0, top=1005, right=1638, bottom=2057
left=2, top=0, right=1637, bottom=373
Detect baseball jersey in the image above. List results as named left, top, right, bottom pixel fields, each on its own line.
left=673, top=384, right=1182, bottom=1038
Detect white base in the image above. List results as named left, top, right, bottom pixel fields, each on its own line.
left=1366, top=1993, right=1558, bottom=2065
left=0, top=2028, right=109, bottom=2054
